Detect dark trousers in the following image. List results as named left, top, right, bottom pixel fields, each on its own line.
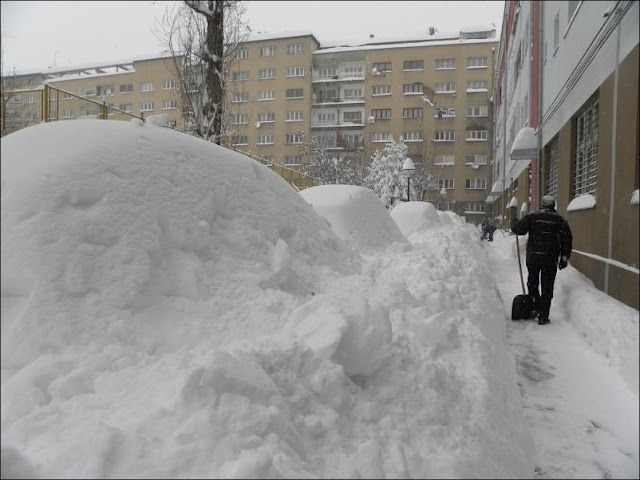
left=526, top=254, right=558, bottom=320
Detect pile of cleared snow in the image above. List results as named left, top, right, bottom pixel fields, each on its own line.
left=1, top=120, right=533, bottom=478
left=390, top=201, right=442, bottom=238
left=300, top=185, right=407, bottom=251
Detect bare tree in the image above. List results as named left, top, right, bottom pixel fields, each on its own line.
left=155, top=1, right=249, bottom=144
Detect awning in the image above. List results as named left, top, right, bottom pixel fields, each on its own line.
left=508, top=196, right=518, bottom=208
left=485, top=195, right=496, bottom=204
left=510, top=127, right=538, bottom=160
left=489, top=179, right=503, bottom=196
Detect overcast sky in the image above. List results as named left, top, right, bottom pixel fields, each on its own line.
left=1, top=1, right=505, bottom=73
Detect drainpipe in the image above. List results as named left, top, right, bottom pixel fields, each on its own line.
left=605, top=18, right=621, bottom=294
left=501, top=51, right=508, bottom=224
left=536, top=0, right=544, bottom=208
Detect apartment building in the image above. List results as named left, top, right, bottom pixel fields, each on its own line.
left=1, top=53, right=182, bottom=135
left=230, top=28, right=497, bottom=222
left=492, top=0, right=639, bottom=309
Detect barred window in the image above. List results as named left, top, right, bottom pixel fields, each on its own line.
left=573, top=94, right=599, bottom=196
left=546, top=135, right=560, bottom=198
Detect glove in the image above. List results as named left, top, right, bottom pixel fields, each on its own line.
left=558, top=256, right=568, bottom=270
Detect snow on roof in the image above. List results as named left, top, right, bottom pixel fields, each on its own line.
left=45, top=68, right=136, bottom=84
left=245, top=30, right=319, bottom=44
left=460, top=25, right=496, bottom=33
left=314, top=36, right=497, bottom=55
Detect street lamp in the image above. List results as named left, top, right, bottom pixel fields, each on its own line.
left=402, top=157, right=415, bottom=201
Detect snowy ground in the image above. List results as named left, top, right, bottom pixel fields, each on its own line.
left=1, top=120, right=638, bottom=478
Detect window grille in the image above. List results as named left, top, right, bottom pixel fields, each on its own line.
left=573, top=94, right=599, bottom=196
left=546, top=135, right=560, bottom=199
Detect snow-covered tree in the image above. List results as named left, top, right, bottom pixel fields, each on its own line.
left=411, top=161, right=439, bottom=201
left=365, top=137, right=407, bottom=209
left=156, top=1, right=249, bottom=144
left=299, top=132, right=367, bottom=186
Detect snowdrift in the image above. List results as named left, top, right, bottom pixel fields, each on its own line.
left=1, top=120, right=533, bottom=478
left=300, top=184, right=407, bottom=252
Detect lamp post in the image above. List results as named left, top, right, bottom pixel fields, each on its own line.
left=402, top=157, right=415, bottom=201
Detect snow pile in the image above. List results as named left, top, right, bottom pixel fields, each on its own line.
left=300, top=184, right=407, bottom=251
left=567, top=193, right=596, bottom=211
left=389, top=201, right=442, bottom=238
left=2, top=120, right=533, bottom=478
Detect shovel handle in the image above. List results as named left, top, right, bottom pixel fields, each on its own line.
left=515, top=235, right=526, bottom=295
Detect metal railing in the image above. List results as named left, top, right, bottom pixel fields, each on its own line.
left=235, top=149, right=317, bottom=191
left=41, top=84, right=145, bottom=122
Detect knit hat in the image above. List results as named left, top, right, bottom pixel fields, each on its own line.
left=541, top=195, right=555, bottom=208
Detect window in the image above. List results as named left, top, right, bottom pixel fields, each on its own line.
left=163, top=79, right=176, bottom=89
left=438, top=178, right=455, bottom=190
left=259, top=46, right=276, bottom=57
left=372, top=84, right=391, bottom=96
left=286, top=66, right=304, bottom=77
left=120, top=83, right=133, bottom=94
left=232, top=135, right=248, bottom=145
left=232, top=113, right=249, bottom=124
left=434, top=107, right=456, bottom=118
left=403, top=108, right=423, bottom=119
left=140, top=82, right=154, bottom=92
left=437, top=202, right=456, bottom=211
left=258, top=68, right=276, bottom=80
left=466, top=81, right=488, bottom=92
left=343, top=64, right=363, bottom=77
left=233, top=71, right=249, bottom=81
left=285, top=133, right=303, bottom=144
left=62, top=109, right=74, bottom=119
left=317, top=64, right=337, bottom=77
left=286, top=111, right=303, bottom=122
left=403, top=131, right=423, bottom=142
left=403, top=60, right=424, bottom=71
left=465, top=178, right=487, bottom=189
left=435, top=58, right=455, bottom=70
left=465, top=130, right=488, bottom=141
left=85, top=88, right=96, bottom=97
left=546, top=135, right=560, bottom=198
left=371, top=132, right=393, bottom=143
left=573, top=93, right=599, bottom=197
left=285, top=88, right=304, bottom=99
left=553, top=12, right=560, bottom=52
left=233, top=92, right=249, bottom=103
left=162, top=99, right=177, bottom=110
left=434, top=154, right=455, bottom=166
left=343, top=87, right=362, bottom=100
left=257, top=90, right=276, bottom=101
left=343, top=111, right=362, bottom=123
left=433, top=130, right=455, bottom=141
left=257, top=134, right=274, bottom=145
left=435, top=82, right=456, bottom=93
left=466, top=56, right=488, bottom=68
left=371, top=108, right=391, bottom=120
left=140, top=101, right=154, bottom=112
left=119, top=103, right=132, bottom=113
left=257, top=112, right=275, bottom=123
left=61, top=92, right=72, bottom=100
left=316, top=112, right=336, bottom=124
left=284, top=155, right=303, bottom=165
left=403, top=83, right=424, bottom=94
left=28, top=94, right=38, bottom=103
left=372, top=62, right=392, bottom=73
left=26, top=111, right=39, bottom=121
left=466, top=105, right=489, bottom=117
left=287, top=43, right=303, bottom=55
left=236, top=47, right=248, bottom=59
left=464, top=203, right=486, bottom=213
left=465, top=154, right=488, bottom=166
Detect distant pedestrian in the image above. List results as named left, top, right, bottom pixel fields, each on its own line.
left=481, top=217, right=489, bottom=240
left=510, top=195, right=573, bottom=325
left=486, top=218, right=496, bottom=242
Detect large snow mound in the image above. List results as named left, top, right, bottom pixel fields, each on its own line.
left=300, top=184, right=407, bottom=251
left=1, top=121, right=533, bottom=478
left=390, top=201, right=442, bottom=238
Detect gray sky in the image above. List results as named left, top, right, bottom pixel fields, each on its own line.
left=1, top=1, right=505, bottom=73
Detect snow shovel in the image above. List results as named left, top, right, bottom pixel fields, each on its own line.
left=511, top=235, right=534, bottom=320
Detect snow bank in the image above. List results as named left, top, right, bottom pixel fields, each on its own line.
left=300, top=184, right=407, bottom=251
left=556, top=268, right=639, bottom=396
left=389, top=201, right=441, bottom=238
left=1, top=120, right=533, bottom=478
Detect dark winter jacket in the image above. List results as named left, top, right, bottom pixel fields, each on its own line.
left=511, top=207, right=572, bottom=260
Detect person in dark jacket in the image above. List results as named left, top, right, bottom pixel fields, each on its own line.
left=510, top=195, right=573, bottom=325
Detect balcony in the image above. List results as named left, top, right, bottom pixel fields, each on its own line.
left=312, top=96, right=365, bottom=106
left=311, top=120, right=365, bottom=128
left=317, top=138, right=364, bottom=150
left=312, top=72, right=365, bottom=83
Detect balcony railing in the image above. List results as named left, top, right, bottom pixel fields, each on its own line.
left=312, top=73, right=365, bottom=82
left=312, top=96, right=365, bottom=105
left=311, top=120, right=365, bottom=128
left=316, top=139, right=364, bottom=150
